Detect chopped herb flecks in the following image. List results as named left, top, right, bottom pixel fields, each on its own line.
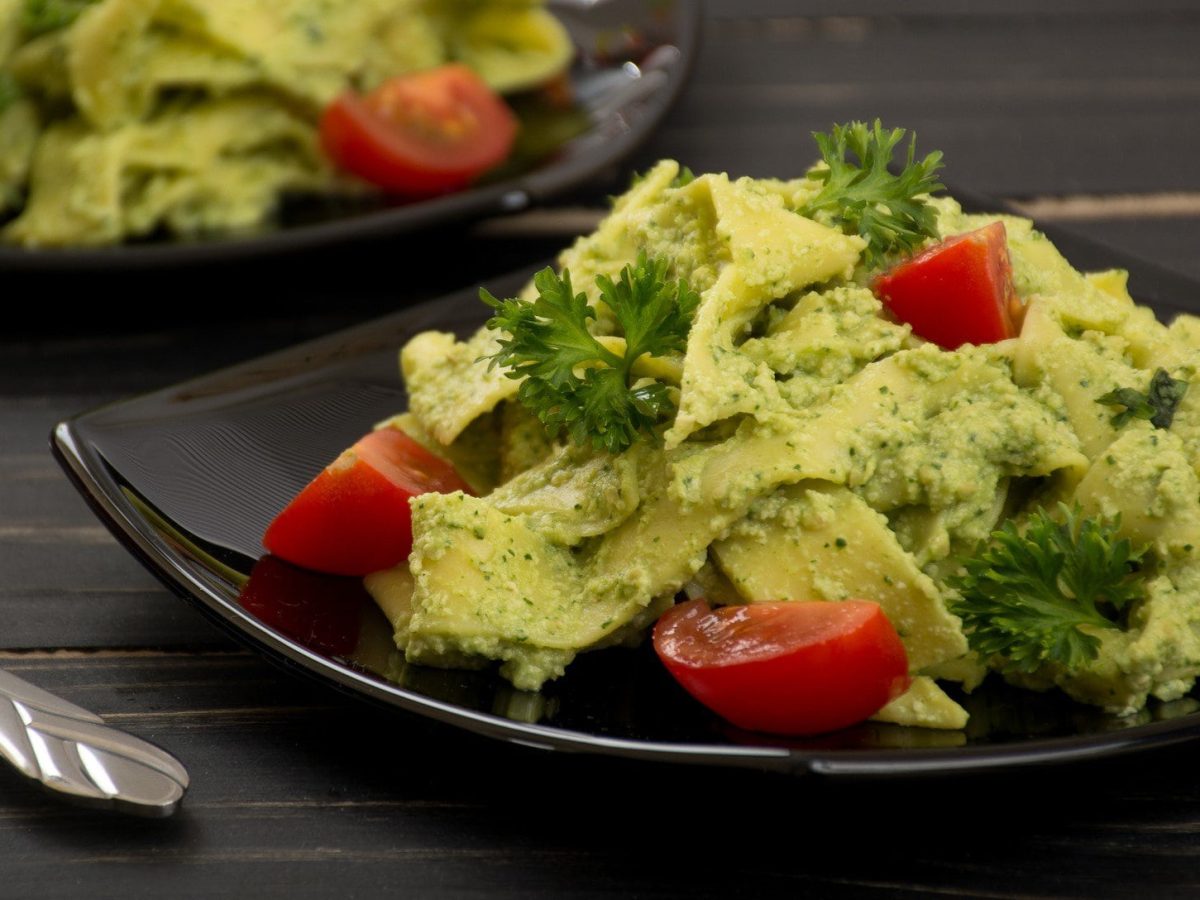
left=1098, top=368, right=1188, bottom=429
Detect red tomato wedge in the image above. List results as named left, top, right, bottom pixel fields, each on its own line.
left=320, top=64, right=518, bottom=197
left=872, top=221, right=1020, bottom=350
left=263, top=428, right=473, bottom=577
left=653, top=599, right=910, bottom=735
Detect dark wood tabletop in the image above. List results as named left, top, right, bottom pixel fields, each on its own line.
left=5, top=2, right=1200, bottom=896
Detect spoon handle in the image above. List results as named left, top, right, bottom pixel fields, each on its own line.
left=0, top=668, right=188, bottom=817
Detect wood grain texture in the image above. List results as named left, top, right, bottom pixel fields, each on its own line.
left=1052, top=218, right=1200, bottom=284
left=632, top=13, right=1200, bottom=196
left=704, top=0, right=1200, bottom=16
left=1, top=655, right=1200, bottom=898
left=3, top=2, right=1200, bottom=896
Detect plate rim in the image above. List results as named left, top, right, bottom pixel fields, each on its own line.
left=0, top=0, right=701, bottom=271
left=49, top=235, right=1200, bottom=779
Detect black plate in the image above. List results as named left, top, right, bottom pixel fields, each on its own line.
left=0, top=0, right=698, bottom=271
left=52, top=226, right=1200, bottom=777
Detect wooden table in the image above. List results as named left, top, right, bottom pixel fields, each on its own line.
left=5, top=2, right=1200, bottom=896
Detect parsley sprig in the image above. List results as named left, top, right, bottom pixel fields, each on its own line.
left=20, top=0, right=98, bottom=36
left=482, top=253, right=700, bottom=454
left=800, top=120, right=945, bottom=267
left=0, top=73, right=21, bottom=117
left=950, top=505, right=1146, bottom=674
left=1098, top=368, right=1188, bottom=429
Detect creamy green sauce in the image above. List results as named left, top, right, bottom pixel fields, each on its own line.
left=370, top=160, right=1200, bottom=725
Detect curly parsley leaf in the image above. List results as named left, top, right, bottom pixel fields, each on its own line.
left=624, top=165, right=695, bottom=198
left=21, top=0, right=98, bottom=36
left=0, top=72, right=21, bottom=116
left=949, top=505, right=1146, bottom=674
left=1099, top=368, right=1189, bottom=429
left=482, top=253, right=699, bottom=454
left=800, top=119, right=945, bottom=268
left=671, top=165, right=695, bottom=188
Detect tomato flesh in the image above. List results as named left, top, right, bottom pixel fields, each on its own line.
left=320, top=64, right=518, bottom=196
left=872, top=221, right=1019, bottom=350
left=653, top=599, right=910, bottom=735
left=263, top=428, right=473, bottom=576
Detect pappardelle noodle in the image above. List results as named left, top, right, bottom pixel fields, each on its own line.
left=365, top=133, right=1200, bottom=732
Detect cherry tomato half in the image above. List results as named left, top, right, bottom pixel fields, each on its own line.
left=653, top=599, right=910, bottom=735
left=320, top=64, right=518, bottom=197
left=872, top=221, right=1020, bottom=350
left=263, top=428, right=473, bottom=576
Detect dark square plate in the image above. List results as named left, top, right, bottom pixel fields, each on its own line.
left=52, top=220, right=1200, bottom=777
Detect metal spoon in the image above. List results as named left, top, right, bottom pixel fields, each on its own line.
left=0, top=669, right=188, bottom=817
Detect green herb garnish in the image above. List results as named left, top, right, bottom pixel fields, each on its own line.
left=671, top=166, right=695, bottom=188
left=950, top=505, right=1146, bottom=674
left=482, top=252, right=699, bottom=454
left=20, top=0, right=98, bottom=36
left=1098, top=368, right=1189, bottom=429
left=800, top=119, right=944, bottom=267
left=625, top=165, right=694, bottom=194
left=0, top=72, right=21, bottom=116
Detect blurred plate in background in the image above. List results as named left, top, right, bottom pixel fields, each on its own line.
left=0, top=0, right=698, bottom=272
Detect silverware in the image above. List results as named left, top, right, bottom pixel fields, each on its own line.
left=0, top=668, right=188, bottom=817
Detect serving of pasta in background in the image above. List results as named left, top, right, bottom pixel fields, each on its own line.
left=0, top=0, right=571, bottom=246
